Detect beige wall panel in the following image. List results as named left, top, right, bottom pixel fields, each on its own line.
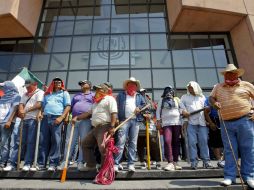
left=231, top=18, right=254, bottom=82
left=166, top=0, right=182, bottom=30
left=0, top=0, right=17, bottom=15
left=243, top=0, right=254, bottom=15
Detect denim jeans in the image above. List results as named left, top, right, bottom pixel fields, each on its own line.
left=187, top=124, right=210, bottom=165
left=221, top=116, right=254, bottom=181
left=38, top=115, right=62, bottom=167
left=63, top=119, right=91, bottom=164
left=0, top=122, right=14, bottom=165
left=114, top=119, right=139, bottom=166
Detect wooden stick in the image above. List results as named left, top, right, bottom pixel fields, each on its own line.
left=61, top=123, right=75, bottom=183
left=157, top=130, right=163, bottom=162
left=146, top=118, right=151, bottom=170
left=17, top=120, right=23, bottom=171
left=31, top=120, right=41, bottom=170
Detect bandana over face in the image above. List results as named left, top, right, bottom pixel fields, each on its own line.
left=224, top=72, right=239, bottom=86
left=126, top=83, right=137, bottom=96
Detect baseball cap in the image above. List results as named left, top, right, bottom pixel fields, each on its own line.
left=93, top=83, right=109, bottom=92
left=78, top=80, right=92, bottom=87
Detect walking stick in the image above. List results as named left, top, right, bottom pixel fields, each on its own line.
left=219, top=111, right=246, bottom=190
left=61, top=123, right=75, bottom=183
left=157, top=130, right=163, bottom=162
left=17, top=120, right=23, bottom=171
left=30, top=120, right=41, bottom=171
left=145, top=118, right=151, bottom=170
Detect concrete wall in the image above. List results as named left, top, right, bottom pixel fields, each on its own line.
left=0, top=0, right=43, bottom=38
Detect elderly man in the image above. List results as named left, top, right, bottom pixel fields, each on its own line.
left=209, top=64, right=254, bottom=188
left=114, top=77, right=146, bottom=172
left=81, top=83, right=117, bottom=171
left=181, top=81, right=213, bottom=170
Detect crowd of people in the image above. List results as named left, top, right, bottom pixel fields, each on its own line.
left=0, top=64, right=253, bottom=188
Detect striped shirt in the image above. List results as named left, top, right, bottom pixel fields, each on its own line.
left=210, top=81, right=254, bottom=120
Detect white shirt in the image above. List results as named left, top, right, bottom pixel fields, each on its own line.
left=180, top=94, right=206, bottom=126
left=20, top=89, right=44, bottom=120
left=125, top=94, right=136, bottom=118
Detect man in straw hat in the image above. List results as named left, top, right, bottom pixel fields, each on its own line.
left=209, top=64, right=254, bottom=188
left=114, top=77, right=146, bottom=172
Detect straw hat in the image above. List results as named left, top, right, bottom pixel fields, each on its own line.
left=123, top=77, right=141, bottom=90
left=220, top=64, right=244, bottom=77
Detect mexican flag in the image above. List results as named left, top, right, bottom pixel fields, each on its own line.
left=12, top=67, right=44, bottom=96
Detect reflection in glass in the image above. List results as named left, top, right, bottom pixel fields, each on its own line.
left=193, top=50, right=215, bottom=67
left=130, top=18, right=148, bottom=33
left=42, top=9, right=58, bottom=22
left=52, top=37, right=72, bottom=52
left=55, top=21, right=74, bottom=35
left=150, top=34, right=167, bottom=49
left=112, top=5, right=129, bottom=18
left=153, top=69, right=173, bottom=88
left=111, top=19, right=129, bottom=33
left=93, top=20, right=110, bottom=34
left=151, top=51, right=172, bottom=68
left=94, top=5, right=111, bottom=19
left=170, top=35, right=190, bottom=50
left=74, top=20, right=92, bottom=35
left=196, top=69, right=218, bottom=88
left=149, top=18, right=166, bottom=32
left=47, top=72, right=67, bottom=85
left=59, top=8, right=76, bottom=20
left=213, top=50, right=229, bottom=67
left=130, top=34, right=149, bottom=50
left=70, top=53, right=89, bottom=70
left=72, top=36, right=91, bottom=52
left=109, top=70, right=129, bottom=88
left=130, top=51, right=150, bottom=68
left=31, top=54, right=50, bottom=71
left=149, top=4, right=164, bottom=17
left=109, top=35, right=129, bottom=51
left=131, top=69, right=151, bottom=88
left=110, top=51, right=129, bottom=68
left=0, top=55, right=12, bottom=72
left=35, top=38, right=53, bottom=53
left=211, top=35, right=230, bottom=49
left=39, top=22, right=56, bottom=37
left=67, top=71, right=87, bottom=89
left=89, top=70, right=108, bottom=85
left=190, top=35, right=211, bottom=50
left=91, top=35, right=110, bottom=51
left=174, top=69, right=195, bottom=88
left=50, top=54, right=69, bottom=70
left=10, top=54, right=31, bottom=72
left=90, top=52, right=109, bottom=69
left=172, top=50, right=193, bottom=67
left=76, top=7, right=94, bottom=19
left=130, top=5, right=148, bottom=17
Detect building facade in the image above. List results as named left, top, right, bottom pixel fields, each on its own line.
left=0, top=0, right=253, bottom=100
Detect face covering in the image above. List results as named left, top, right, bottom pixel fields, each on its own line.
left=224, top=72, right=239, bottom=86
left=94, top=90, right=107, bottom=103
left=126, top=83, right=137, bottom=96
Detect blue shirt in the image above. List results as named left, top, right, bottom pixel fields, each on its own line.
left=43, top=90, right=71, bottom=116
left=205, top=97, right=218, bottom=118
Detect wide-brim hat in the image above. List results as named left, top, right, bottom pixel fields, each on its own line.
left=123, top=77, right=140, bottom=90
left=220, top=64, right=245, bottom=77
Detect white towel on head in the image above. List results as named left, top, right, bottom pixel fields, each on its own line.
left=187, top=81, right=203, bottom=96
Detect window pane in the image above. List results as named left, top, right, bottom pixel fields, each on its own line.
left=74, top=20, right=92, bottom=35
left=213, top=50, right=229, bottom=67
left=59, top=8, right=76, bottom=20
left=15, top=40, right=34, bottom=53
left=91, top=35, right=110, bottom=51
left=47, top=72, right=67, bottom=85
left=170, top=35, right=190, bottom=50
left=10, top=54, right=31, bottom=72
left=175, top=69, right=195, bottom=88
left=172, top=50, right=193, bottom=67
left=93, top=20, right=110, bottom=34
left=130, top=51, right=150, bottom=68
left=89, top=70, right=108, bottom=85
left=109, top=70, right=129, bottom=89
left=96, top=0, right=112, bottom=5
left=131, top=70, right=152, bottom=88
left=110, top=35, right=129, bottom=51
left=55, top=21, right=74, bottom=35
left=130, top=34, right=149, bottom=50
left=45, top=0, right=61, bottom=7
left=196, top=69, right=218, bottom=88
left=0, top=41, right=16, bottom=54
left=130, top=5, right=148, bottom=17
left=0, top=55, right=12, bottom=72
left=67, top=71, right=87, bottom=89
left=130, top=18, right=148, bottom=33
left=35, top=38, right=53, bottom=53
left=150, top=34, right=167, bottom=49
left=70, top=53, right=89, bottom=70
left=32, top=72, right=47, bottom=84
left=153, top=90, right=164, bottom=102
left=151, top=51, right=172, bottom=68
left=42, top=9, right=58, bottom=22
left=210, top=34, right=230, bottom=49
left=61, top=0, right=77, bottom=7
left=111, top=19, right=129, bottom=33
left=190, top=35, right=211, bottom=50
left=193, top=50, right=215, bottom=67
left=90, top=52, right=109, bottom=69
left=152, top=69, right=173, bottom=88
left=52, top=37, right=72, bottom=52
left=217, top=68, right=224, bottom=83
left=79, top=0, right=94, bottom=6
left=0, top=73, right=8, bottom=82
left=149, top=18, right=166, bottom=32
left=110, top=51, right=129, bottom=68
left=72, top=36, right=91, bottom=52
left=94, top=5, right=111, bottom=19
left=129, top=0, right=147, bottom=4
left=50, top=53, right=69, bottom=70
left=149, top=4, right=165, bottom=17
left=113, top=5, right=129, bottom=18
left=38, top=22, right=56, bottom=37
left=77, top=7, right=94, bottom=19
left=31, top=54, right=50, bottom=71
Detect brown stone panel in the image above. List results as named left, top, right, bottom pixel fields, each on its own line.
left=166, top=0, right=182, bottom=30
left=231, top=17, right=254, bottom=82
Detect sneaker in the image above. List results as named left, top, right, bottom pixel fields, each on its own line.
left=77, top=162, right=85, bottom=171
left=220, top=179, right=234, bottom=186
left=217, top=160, right=225, bottom=168
left=164, top=163, right=175, bottom=171
left=140, top=162, right=147, bottom=170
left=57, top=162, right=66, bottom=171
left=0, top=163, right=5, bottom=169
left=79, top=165, right=96, bottom=172
left=114, top=165, right=119, bottom=172
left=203, top=162, right=215, bottom=169
left=22, top=165, right=30, bottom=171
left=48, top=166, right=56, bottom=171
left=246, top=179, right=254, bottom=188
left=191, top=162, right=198, bottom=170
left=118, top=164, right=124, bottom=170
left=3, top=165, right=15, bottom=171
left=174, top=162, right=182, bottom=170
left=128, top=165, right=135, bottom=172
left=156, top=164, right=162, bottom=170
left=152, top=161, right=157, bottom=166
